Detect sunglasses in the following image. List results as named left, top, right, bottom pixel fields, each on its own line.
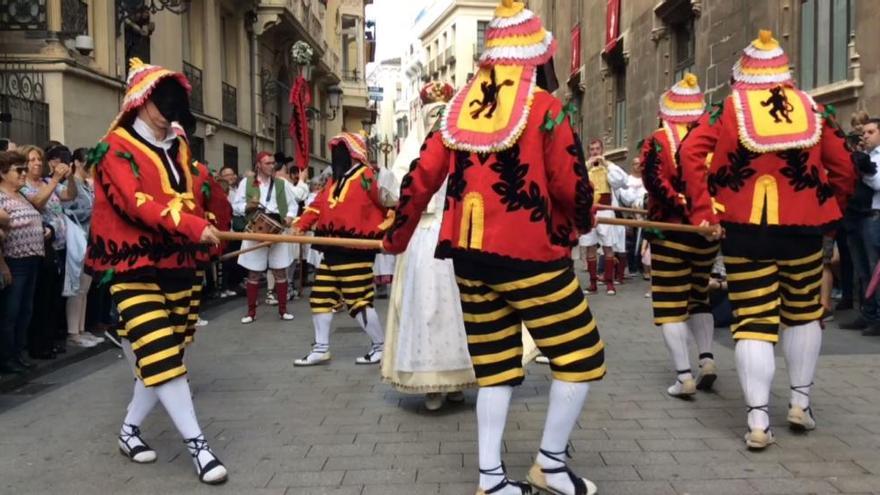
left=12, top=166, right=26, bottom=174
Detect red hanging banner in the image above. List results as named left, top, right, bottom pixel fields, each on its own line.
left=570, top=24, right=581, bottom=75
left=604, top=0, right=620, bottom=54
left=288, top=76, right=312, bottom=171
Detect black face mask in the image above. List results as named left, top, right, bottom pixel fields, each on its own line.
left=150, top=78, right=196, bottom=136
left=536, top=58, right=559, bottom=93
left=331, top=143, right=352, bottom=182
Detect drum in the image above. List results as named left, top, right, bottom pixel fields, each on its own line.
left=245, top=211, right=285, bottom=235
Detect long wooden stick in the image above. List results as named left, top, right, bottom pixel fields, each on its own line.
left=216, top=231, right=384, bottom=250
left=219, top=241, right=273, bottom=260
left=597, top=217, right=717, bottom=236
left=595, top=205, right=648, bottom=215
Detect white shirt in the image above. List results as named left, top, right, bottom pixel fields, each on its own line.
left=594, top=159, right=628, bottom=217
left=132, top=117, right=181, bottom=183
left=617, top=174, right=647, bottom=209
left=861, top=146, right=880, bottom=209
left=232, top=174, right=308, bottom=219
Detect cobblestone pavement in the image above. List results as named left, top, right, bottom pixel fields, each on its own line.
left=2, top=277, right=880, bottom=495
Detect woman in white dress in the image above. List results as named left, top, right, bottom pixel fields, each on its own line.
left=380, top=83, right=537, bottom=411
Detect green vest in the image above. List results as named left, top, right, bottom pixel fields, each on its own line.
left=245, top=176, right=288, bottom=219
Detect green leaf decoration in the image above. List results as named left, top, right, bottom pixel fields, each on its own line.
left=361, top=175, right=372, bottom=191
left=86, top=142, right=110, bottom=167
left=541, top=102, right=579, bottom=133
left=653, top=140, right=663, bottom=154
left=201, top=181, right=212, bottom=200
left=709, top=101, right=724, bottom=126
left=98, top=269, right=115, bottom=287
left=636, top=138, right=645, bottom=150
left=191, top=164, right=200, bottom=177
left=645, top=227, right=666, bottom=240
left=115, top=151, right=139, bottom=178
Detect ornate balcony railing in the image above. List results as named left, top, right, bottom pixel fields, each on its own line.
left=1, top=0, right=48, bottom=30
left=222, top=82, right=237, bottom=125
left=183, top=61, right=203, bottom=113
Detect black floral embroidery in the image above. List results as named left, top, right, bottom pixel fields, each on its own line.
left=709, top=143, right=759, bottom=194
left=778, top=149, right=834, bottom=205
left=490, top=144, right=548, bottom=223
left=88, top=233, right=200, bottom=268
left=642, top=137, right=686, bottom=221
left=315, top=222, right=384, bottom=241
left=446, top=151, right=475, bottom=202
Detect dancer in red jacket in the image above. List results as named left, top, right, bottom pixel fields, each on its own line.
left=383, top=2, right=603, bottom=493
left=639, top=74, right=720, bottom=399
left=679, top=31, right=856, bottom=449
left=293, top=132, right=390, bottom=367
left=86, top=58, right=227, bottom=484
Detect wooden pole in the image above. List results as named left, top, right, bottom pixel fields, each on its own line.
left=596, top=217, right=717, bottom=236
left=595, top=205, right=648, bottom=215
left=219, top=241, right=273, bottom=261
left=216, top=231, right=384, bottom=250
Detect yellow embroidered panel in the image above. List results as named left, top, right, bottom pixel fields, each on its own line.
left=459, top=192, right=485, bottom=250
left=457, top=65, right=525, bottom=133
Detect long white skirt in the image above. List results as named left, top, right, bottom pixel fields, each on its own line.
left=381, top=219, right=538, bottom=393
left=374, top=253, right=396, bottom=278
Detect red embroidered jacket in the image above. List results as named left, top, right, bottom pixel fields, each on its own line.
left=86, top=126, right=209, bottom=277
left=640, top=123, right=691, bottom=224
left=191, top=161, right=232, bottom=262
left=680, top=93, right=856, bottom=235
left=295, top=163, right=390, bottom=253
left=382, top=91, right=594, bottom=269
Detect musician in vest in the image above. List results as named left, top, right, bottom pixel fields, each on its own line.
left=639, top=74, right=720, bottom=399
left=384, top=2, right=604, bottom=493
left=232, top=151, right=308, bottom=323
left=579, top=138, right=628, bottom=295
left=680, top=31, right=856, bottom=449
left=86, top=59, right=227, bottom=484
left=292, top=132, right=390, bottom=366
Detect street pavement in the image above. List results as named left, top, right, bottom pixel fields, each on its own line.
left=2, top=277, right=880, bottom=495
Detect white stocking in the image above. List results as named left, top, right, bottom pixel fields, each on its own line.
left=154, top=376, right=202, bottom=440
left=688, top=313, right=715, bottom=361
left=735, top=339, right=775, bottom=430
left=477, top=386, right=513, bottom=490
left=781, top=321, right=822, bottom=409
left=661, top=322, right=693, bottom=380
left=121, top=341, right=158, bottom=428
left=356, top=307, right=384, bottom=345
left=538, top=380, right=589, bottom=462
left=313, top=313, right=333, bottom=347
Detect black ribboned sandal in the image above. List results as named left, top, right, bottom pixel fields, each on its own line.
left=184, top=435, right=228, bottom=485
left=118, top=423, right=157, bottom=464
left=476, top=463, right=533, bottom=495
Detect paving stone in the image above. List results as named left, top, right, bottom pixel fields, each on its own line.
left=781, top=461, right=869, bottom=478
left=342, top=468, right=416, bottom=485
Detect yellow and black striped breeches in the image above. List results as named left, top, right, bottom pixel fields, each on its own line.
left=649, top=233, right=720, bottom=325
left=454, top=260, right=606, bottom=387
left=310, top=251, right=376, bottom=317
left=724, top=236, right=824, bottom=343
left=184, top=269, right=205, bottom=345
left=109, top=274, right=193, bottom=387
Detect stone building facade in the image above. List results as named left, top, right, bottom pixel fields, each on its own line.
left=529, top=0, right=878, bottom=166
left=0, top=0, right=374, bottom=173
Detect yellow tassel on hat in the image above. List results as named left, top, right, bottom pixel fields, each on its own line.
left=495, top=0, right=524, bottom=17
left=129, top=57, right=145, bottom=71
left=683, top=73, right=698, bottom=88
left=754, top=29, right=779, bottom=50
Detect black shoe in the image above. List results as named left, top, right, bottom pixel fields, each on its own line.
left=29, top=350, right=57, bottom=360
left=840, top=316, right=869, bottom=330
left=862, top=325, right=880, bottom=336
left=52, top=344, right=67, bottom=354
left=104, top=328, right=123, bottom=349
left=15, top=356, right=35, bottom=369
left=0, top=360, right=26, bottom=374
